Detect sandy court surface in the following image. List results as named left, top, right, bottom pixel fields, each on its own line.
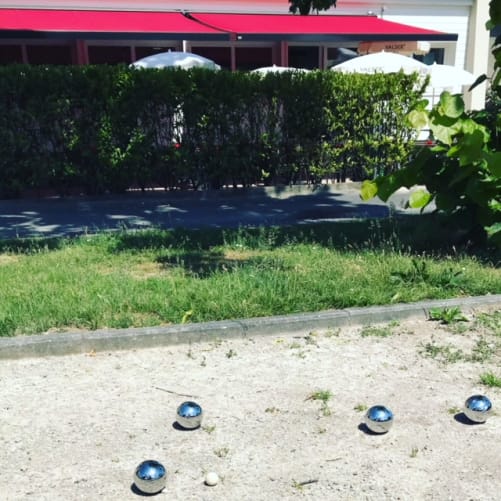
left=0, top=310, right=500, bottom=500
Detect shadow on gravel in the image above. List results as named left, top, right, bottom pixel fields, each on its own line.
left=130, top=483, right=162, bottom=497
left=453, top=412, right=485, bottom=426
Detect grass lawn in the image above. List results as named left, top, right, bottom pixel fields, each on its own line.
left=0, top=216, right=499, bottom=337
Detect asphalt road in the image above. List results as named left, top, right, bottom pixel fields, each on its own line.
left=0, top=184, right=429, bottom=239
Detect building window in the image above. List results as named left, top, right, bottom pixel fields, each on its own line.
left=415, top=48, right=445, bottom=65
left=289, top=46, right=319, bottom=69
left=26, top=45, right=72, bottom=65
left=88, top=46, right=132, bottom=64
left=0, top=45, right=23, bottom=64
left=235, top=47, right=273, bottom=71
left=192, top=47, right=232, bottom=70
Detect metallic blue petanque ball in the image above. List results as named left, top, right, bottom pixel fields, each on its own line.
left=464, top=395, right=493, bottom=423
left=176, top=401, right=203, bottom=429
left=364, top=405, right=394, bottom=434
left=133, top=460, right=167, bottom=495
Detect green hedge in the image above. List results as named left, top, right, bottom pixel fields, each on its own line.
left=0, top=65, right=424, bottom=198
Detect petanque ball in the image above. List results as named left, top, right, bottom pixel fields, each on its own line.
left=133, top=459, right=167, bottom=495
left=463, top=395, right=492, bottom=423
left=176, top=401, right=203, bottom=429
left=364, top=405, right=394, bottom=434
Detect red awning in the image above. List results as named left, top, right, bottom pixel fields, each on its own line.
left=0, top=9, right=457, bottom=43
left=188, top=12, right=457, bottom=42
left=0, top=9, right=229, bottom=40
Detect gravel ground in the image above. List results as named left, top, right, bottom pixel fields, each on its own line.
left=0, top=308, right=500, bottom=501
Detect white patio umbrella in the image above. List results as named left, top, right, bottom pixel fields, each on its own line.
left=425, top=62, right=476, bottom=88
left=331, top=51, right=428, bottom=75
left=130, top=51, right=221, bottom=70
left=251, top=65, right=310, bottom=75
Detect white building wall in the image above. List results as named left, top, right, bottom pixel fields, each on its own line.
left=385, top=12, right=469, bottom=67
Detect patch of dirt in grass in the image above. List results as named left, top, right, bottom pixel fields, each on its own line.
left=128, top=261, right=167, bottom=279
left=0, top=254, right=20, bottom=265
left=0, top=308, right=500, bottom=500
left=223, top=249, right=262, bottom=261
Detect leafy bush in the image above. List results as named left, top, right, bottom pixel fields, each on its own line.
left=362, top=0, right=501, bottom=247
left=0, top=65, right=422, bottom=198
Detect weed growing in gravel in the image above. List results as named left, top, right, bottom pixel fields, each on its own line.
left=203, top=425, right=216, bottom=434
left=420, top=341, right=464, bottom=364
left=307, top=390, right=333, bottom=417
left=360, top=321, right=399, bottom=338
left=225, top=349, right=237, bottom=358
left=480, top=372, right=501, bottom=388
left=445, top=321, right=471, bottom=335
left=469, top=337, right=495, bottom=362
left=303, top=332, right=319, bottom=345
left=429, top=307, right=468, bottom=325
left=186, top=343, right=195, bottom=359
left=292, top=479, right=318, bottom=491
left=420, top=335, right=497, bottom=364
left=323, top=328, right=341, bottom=338
left=265, top=407, right=280, bottom=414
left=475, top=311, right=501, bottom=336
left=214, top=447, right=229, bottom=458
left=354, top=404, right=368, bottom=412
left=410, top=447, right=419, bottom=458
left=448, top=406, right=461, bottom=415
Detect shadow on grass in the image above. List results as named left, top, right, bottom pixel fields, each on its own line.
left=110, top=214, right=500, bottom=261
left=0, top=236, right=67, bottom=254
left=156, top=250, right=290, bottom=278
left=1, top=214, right=499, bottom=264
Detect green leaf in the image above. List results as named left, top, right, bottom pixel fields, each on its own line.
left=447, top=129, right=486, bottom=166
left=485, top=222, right=501, bottom=246
left=488, top=199, right=501, bottom=212
left=409, top=189, right=432, bottom=209
left=438, top=92, right=464, bottom=119
left=484, top=151, right=501, bottom=176
left=430, top=122, right=457, bottom=145
left=489, top=0, right=501, bottom=26
left=448, top=164, right=478, bottom=187
left=407, top=109, right=428, bottom=130
left=361, top=180, right=378, bottom=200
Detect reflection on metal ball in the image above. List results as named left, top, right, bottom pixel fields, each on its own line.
left=133, top=460, right=167, bottom=495
left=364, top=405, right=394, bottom=434
left=464, top=395, right=492, bottom=423
left=176, top=401, right=203, bottom=429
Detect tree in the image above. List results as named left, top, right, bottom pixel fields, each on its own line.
left=289, top=0, right=337, bottom=15
left=361, top=0, right=501, bottom=247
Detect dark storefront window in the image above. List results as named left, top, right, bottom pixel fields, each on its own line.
left=235, top=47, right=272, bottom=71
left=289, top=46, right=319, bottom=69
left=88, top=46, right=131, bottom=64
left=414, top=48, right=445, bottom=65
left=0, top=45, right=23, bottom=64
left=192, top=47, right=232, bottom=70
left=27, top=45, right=72, bottom=65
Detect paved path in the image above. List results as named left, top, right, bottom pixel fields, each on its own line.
left=0, top=185, right=429, bottom=239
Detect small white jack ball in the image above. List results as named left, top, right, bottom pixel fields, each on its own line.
left=205, top=471, right=219, bottom=486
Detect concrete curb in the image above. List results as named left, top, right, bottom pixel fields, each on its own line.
left=1, top=294, right=500, bottom=360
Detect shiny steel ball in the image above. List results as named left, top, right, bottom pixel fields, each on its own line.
left=176, top=401, right=203, bottom=429
left=133, top=460, right=167, bottom=495
left=463, top=395, right=493, bottom=423
left=364, top=405, right=394, bottom=434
